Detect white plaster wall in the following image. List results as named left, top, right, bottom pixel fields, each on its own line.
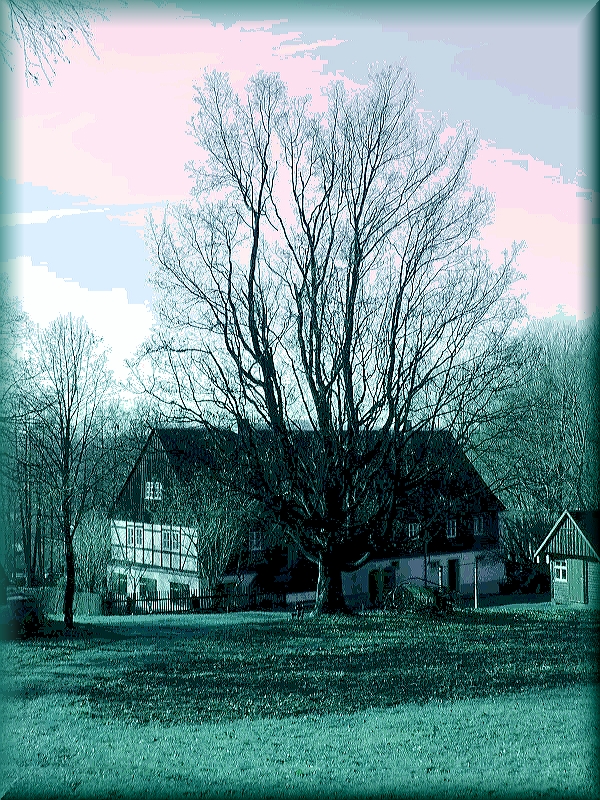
left=109, top=520, right=202, bottom=596
left=108, top=565, right=202, bottom=596
left=343, top=550, right=505, bottom=604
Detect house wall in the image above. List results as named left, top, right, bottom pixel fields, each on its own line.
left=109, top=520, right=201, bottom=596
left=108, top=564, right=203, bottom=597
left=551, top=557, right=600, bottom=606
left=342, top=550, right=505, bottom=608
left=587, top=561, right=600, bottom=607
left=114, top=435, right=174, bottom=523
left=551, top=518, right=597, bottom=559
left=551, top=558, right=580, bottom=604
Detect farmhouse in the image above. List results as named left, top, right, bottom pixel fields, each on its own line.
left=109, top=427, right=506, bottom=606
left=534, top=510, right=600, bottom=607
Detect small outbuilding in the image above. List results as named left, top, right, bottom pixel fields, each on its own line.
left=534, top=510, right=600, bottom=607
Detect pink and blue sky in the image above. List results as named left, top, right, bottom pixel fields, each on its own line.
left=1, top=0, right=597, bottom=378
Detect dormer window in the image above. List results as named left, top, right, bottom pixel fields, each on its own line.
left=446, top=519, right=457, bottom=539
left=473, top=516, right=483, bottom=536
left=249, top=531, right=264, bottom=552
left=145, top=481, right=163, bottom=501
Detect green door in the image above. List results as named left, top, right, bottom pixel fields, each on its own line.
left=567, top=559, right=585, bottom=603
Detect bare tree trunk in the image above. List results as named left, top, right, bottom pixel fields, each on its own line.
left=314, top=548, right=352, bottom=615
left=19, top=497, right=33, bottom=587
left=63, top=522, right=75, bottom=629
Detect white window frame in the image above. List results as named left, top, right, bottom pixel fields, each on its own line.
left=553, top=559, right=567, bottom=582
left=408, top=522, right=421, bottom=540
left=249, top=531, right=264, bottom=552
left=126, top=524, right=134, bottom=547
left=473, top=516, right=483, bottom=536
left=135, top=525, right=143, bottom=547
left=145, top=481, right=163, bottom=501
left=162, top=525, right=179, bottom=553
left=446, top=519, right=457, bottom=539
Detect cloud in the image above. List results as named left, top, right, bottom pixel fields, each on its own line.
left=0, top=207, right=109, bottom=226
left=9, top=257, right=153, bottom=381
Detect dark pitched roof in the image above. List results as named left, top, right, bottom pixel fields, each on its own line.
left=151, top=426, right=502, bottom=510
left=154, top=427, right=228, bottom=475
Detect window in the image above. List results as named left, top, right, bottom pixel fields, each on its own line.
left=162, top=526, right=179, bottom=553
left=249, top=531, right=264, bottom=552
left=446, top=519, right=457, bottom=539
left=473, top=516, right=483, bottom=536
left=139, top=577, right=157, bottom=599
left=112, top=572, right=127, bottom=595
left=126, top=524, right=134, bottom=547
left=554, top=560, right=567, bottom=582
left=135, top=525, right=143, bottom=547
left=145, top=481, right=163, bottom=501
left=170, top=582, right=190, bottom=601
left=287, top=543, right=298, bottom=569
left=408, top=522, right=421, bottom=540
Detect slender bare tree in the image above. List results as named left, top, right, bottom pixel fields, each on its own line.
left=73, top=509, right=111, bottom=595
left=159, top=473, right=249, bottom=597
left=17, top=315, right=113, bottom=627
left=480, top=312, right=599, bottom=572
left=135, top=67, right=526, bottom=614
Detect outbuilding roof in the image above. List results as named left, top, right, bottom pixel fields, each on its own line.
left=534, top=510, right=600, bottom=562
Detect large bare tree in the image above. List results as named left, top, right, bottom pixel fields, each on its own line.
left=136, top=67, right=525, bottom=614
left=17, top=314, right=113, bottom=627
left=1, top=0, right=107, bottom=85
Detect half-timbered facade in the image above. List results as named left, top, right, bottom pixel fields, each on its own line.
left=109, top=428, right=217, bottom=599
left=534, top=511, right=600, bottom=607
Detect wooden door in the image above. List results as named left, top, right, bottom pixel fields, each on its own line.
left=448, top=559, right=459, bottom=592
left=567, top=558, right=584, bottom=604
left=369, top=570, right=382, bottom=606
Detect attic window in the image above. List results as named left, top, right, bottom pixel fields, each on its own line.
left=408, top=522, right=421, bottom=540
left=473, top=516, right=483, bottom=536
left=446, top=519, right=457, bottom=539
left=553, top=560, right=567, bottom=582
left=145, top=481, right=163, bottom=501
left=250, top=531, right=264, bottom=552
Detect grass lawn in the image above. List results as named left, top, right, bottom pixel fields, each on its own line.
left=1, top=605, right=598, bottom=799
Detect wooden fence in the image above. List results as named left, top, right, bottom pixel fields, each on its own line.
left=102, top=590, right=287, bottom=616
